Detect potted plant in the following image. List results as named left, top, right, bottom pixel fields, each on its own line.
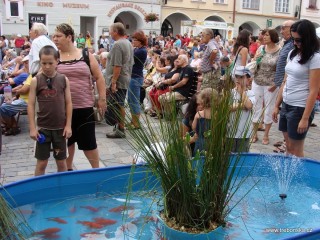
left=144, top=13, right=159, bottom=23
left=0, top=192, right=34, bottom=239
left=124, top=79, right=258, bottom=238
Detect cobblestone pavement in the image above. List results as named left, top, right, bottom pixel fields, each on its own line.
left=1, top=113, right=319, bottom=185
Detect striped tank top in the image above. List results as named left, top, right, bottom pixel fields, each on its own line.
left=57, top=59, right=94, bottom=109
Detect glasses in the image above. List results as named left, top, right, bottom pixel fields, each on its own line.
left=46, top=78, right=52, bottom=89
left=292, top=37, right=302, bottom=43
left=235, top=75, right=245, bottom=79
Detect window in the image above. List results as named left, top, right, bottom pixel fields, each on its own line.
left=214, top=0, right=226, bottom=3
left=242, top=0, right=260, bottom=10
left=5, top=0, right=24, bottom=19
left=308, top=0, right=317, bottom=9
left=275, top=0, right=289, bottom=13
left=10, top=2, right=19, bottom=17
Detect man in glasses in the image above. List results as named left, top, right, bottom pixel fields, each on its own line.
left=272, top=20, right=295, bottom=153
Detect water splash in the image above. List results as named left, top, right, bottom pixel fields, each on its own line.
left=266, top=155, right=303, bottom=199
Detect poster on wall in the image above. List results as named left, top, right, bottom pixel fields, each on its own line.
left=29, top=14, right=46, bottom=30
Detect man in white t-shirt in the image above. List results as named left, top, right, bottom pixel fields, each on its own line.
left=28, top=22, right=57, bottom=76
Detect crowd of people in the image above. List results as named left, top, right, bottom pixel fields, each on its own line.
left=1, top=18, right=319, bottom=176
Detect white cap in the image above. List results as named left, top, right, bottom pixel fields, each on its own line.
left=17, top=33, right=22, bottom=37
left=22, top=55, right=29, bottom=62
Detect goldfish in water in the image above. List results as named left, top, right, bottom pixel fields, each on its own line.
left=47, top=217, right=67, bottom=224
left=77, top=220, right=104, bottom=229
left=33, top=227, right=61, bottom=235
left=80, top=206, right=100, bottom=212
left=93, top=217, right=117, bottom=226
left=109, top=205, right=133, bottom=212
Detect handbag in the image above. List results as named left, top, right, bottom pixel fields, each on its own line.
left=249, top=46, right=266, bottom=75
left=105, top=91, right=120, bottom=126
left=246, top=61, right=258, bottom=75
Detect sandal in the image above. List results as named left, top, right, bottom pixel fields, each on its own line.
left=273, top=141, right=283, bottom=147
left=311, top=123, right=317, bottom=127
left=257, top=127, right=265, bottom=131
left=273, top=145, right=286, bottom=153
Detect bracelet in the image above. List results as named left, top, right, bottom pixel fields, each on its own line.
left=99, top=98, right=106, bottom=101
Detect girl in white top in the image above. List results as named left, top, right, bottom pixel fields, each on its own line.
left=272, top=19, right=320, bottom=157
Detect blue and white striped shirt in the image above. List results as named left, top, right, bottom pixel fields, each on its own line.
left=274, top=39, right=294, bottom=87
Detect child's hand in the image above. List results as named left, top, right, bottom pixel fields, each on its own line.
left=30, top=129, right=39, bottom=141
left=63, top=126, right=72, bottom=139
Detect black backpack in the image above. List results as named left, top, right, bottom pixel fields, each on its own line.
left=82, top=47, right=92, bottom=75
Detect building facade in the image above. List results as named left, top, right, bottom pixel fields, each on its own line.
left=300, top=0, right=320, bottom=27
left=162, top=0, right=235, bottom=39
left=1, top=0, right=161, bottom=43
left=235, top=0, right=300, bottom=36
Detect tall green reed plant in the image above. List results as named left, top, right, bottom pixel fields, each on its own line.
left=0, top=190, right=34, bottom=239
left=112, top=78, right=258, bottom=233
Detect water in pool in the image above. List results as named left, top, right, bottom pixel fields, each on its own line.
left=16, top=156, right=320, bottom=239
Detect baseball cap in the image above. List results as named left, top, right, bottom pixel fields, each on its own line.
left=22, top=55, right=29, bottom=62
left=234, top=66, right=252, bottom=78
left=17, top=33, right=22, bottom=37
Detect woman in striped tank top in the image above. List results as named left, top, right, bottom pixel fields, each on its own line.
left=53, top=23, right=106, bottom=171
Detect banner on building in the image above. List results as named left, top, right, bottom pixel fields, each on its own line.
left=29, top=14, right=46, bottom=30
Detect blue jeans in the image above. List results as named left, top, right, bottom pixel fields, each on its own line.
left=128, top=77, right=143, bottom=114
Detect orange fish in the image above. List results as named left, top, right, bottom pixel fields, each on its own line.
left=33, top=227, right=61, bottom=235
left=93, top=217, right=117, bottom=226
left=47, top=217, right=67, bottom=224
left=77, top=221, right=104, bottom=229
left=81, top=206, right=100, bottom=212
left=109, top=205, right=133, bottom=212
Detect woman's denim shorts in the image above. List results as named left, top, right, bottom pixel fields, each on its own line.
left=279, top=102, right=314, bottom=140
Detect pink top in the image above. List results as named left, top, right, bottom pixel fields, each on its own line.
left=57, top=60, right=94, bottom=109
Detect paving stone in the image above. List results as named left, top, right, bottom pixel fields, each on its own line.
left=1, top=114, right=320, bottom=185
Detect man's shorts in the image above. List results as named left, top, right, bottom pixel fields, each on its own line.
left=35, top=129, right=66, bottom=160
left=111, top=88, right=127, bottom=107
left=279, top=102, right=314, bottom=140
left=67, top=107, right=97, bottom=151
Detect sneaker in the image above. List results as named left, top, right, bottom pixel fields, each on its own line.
left=106, top=128, right=126, bottom=138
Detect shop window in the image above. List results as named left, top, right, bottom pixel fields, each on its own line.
left=5, top=0, right=24, bottom=19
left=242, top=0, right=260, bottom=10
left=275, top=0, right=289, bottom=13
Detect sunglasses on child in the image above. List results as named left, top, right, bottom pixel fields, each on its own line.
left=235, top=74, right=250, bottom=79
left=46, top=78, right=52, bottom=89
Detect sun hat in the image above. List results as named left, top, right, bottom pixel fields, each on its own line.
left=22, top=55, right=29, bottom=62
left=234, top=66, right=252, bottom=78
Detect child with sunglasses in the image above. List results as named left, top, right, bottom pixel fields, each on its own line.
left=28, top=45, right=72, bottom=176
left=228, top=66, right=255, bottom=152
